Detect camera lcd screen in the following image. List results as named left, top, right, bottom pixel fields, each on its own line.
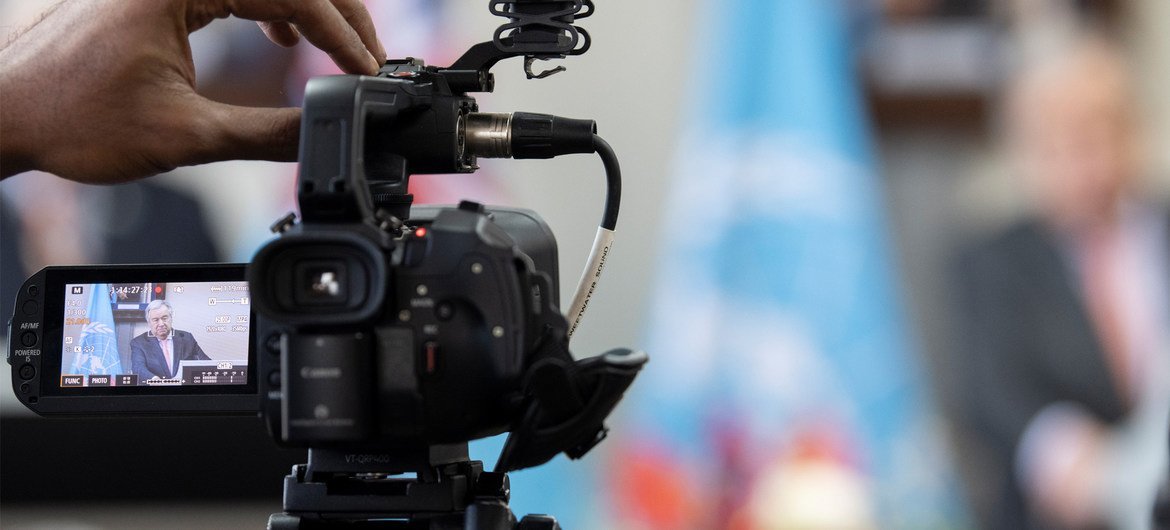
left=58, top=281, right=250, bottom=388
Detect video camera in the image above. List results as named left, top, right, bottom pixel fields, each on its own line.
left=7, top=2, right=646, bottom=528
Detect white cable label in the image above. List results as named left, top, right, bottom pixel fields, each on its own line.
left=566, top=227, right=615, bottom=338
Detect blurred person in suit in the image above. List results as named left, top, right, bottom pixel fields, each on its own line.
left=951, top=34, right=1170, bottom=529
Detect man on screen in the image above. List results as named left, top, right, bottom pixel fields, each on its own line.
left=130, top=299, right=209, bottom=381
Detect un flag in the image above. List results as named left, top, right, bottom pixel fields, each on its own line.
left=71, top=283, right=123, bottom=376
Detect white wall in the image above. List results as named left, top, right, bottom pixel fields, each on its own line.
left=449, top=2, right=698, bottom=357
left=1128, top=0, right=1170, bottom=194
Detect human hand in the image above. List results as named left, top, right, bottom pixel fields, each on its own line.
left=0, top=0, right=386, bottom=183
left=1022, top=410, right=1110, bottom=528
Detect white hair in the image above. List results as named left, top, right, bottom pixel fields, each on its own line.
left=144, top=299, right=174, bottom=321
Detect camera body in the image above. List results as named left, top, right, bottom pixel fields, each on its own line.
left=252, top=203, right=565, bottom=447
left=247, top=62, right=585, bottom=452
left=242, top=42, right=643, bottom=476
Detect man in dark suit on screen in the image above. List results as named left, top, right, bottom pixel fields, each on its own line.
left=130, top=299, right=209, bottom=381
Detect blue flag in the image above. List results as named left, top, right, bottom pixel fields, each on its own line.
left=603, top=0, right=966, bottom=528
left=71, top=284, right=122, bottom=376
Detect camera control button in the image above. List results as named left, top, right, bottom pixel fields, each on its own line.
left=21, top=300, right=38, bottom=316
left=19, top=363, right=35, bottom=381
left=20, top=331, right=37, bottom=348
left=265, top=333, right=282, bottom=355
left=268, top=371, right=281, bottom=388
left=424, top=341, right=440, bottom=374
left=436, top=302, right=454, bottom=321
left=26, top=284, right=39, bottom=297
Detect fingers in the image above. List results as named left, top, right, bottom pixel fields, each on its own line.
left=329, top=0, right=386, bottom=63
left=227, top=0, right=382, bottom=75
left=164, top=0, right=390, bottom=169
left=257, top=21, right=301, bottom=48
left=289, top=0, right=380, bottom=74
left=186, top=98, right=302, bottom=165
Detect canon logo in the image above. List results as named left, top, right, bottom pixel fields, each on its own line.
left=299, top=366, right=342, bottom=379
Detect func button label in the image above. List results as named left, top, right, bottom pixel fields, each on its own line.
left=61, top=375, right=84, bottom=387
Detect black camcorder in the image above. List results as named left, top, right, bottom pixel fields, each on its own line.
left=7, top=2, right=646, bottom=528
left=252, top=203, right=567, bottom=447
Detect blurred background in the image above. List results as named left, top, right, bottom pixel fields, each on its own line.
left=3, top=0, right=1169, bottom=528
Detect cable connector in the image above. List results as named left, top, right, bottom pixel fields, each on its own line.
left=464, top=112, right=596, bottom=160
left=512, top=112, right=595, bottom=158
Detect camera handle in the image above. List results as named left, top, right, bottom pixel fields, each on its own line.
left=269, top=444, right=561, bottom=529
left=296, top=0, right=599, bottom=227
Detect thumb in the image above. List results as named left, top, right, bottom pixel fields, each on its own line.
left=185, top=98, right=302, bottom=166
